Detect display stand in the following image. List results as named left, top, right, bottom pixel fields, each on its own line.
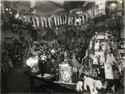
left=88, top=31, right=118, bottom=79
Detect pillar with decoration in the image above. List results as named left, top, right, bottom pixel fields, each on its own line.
left=94, top=0, right=106, bottom=33
left=30, top=0, right=38, bottom=41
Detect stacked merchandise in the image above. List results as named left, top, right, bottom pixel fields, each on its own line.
left=87, top=31, right=121, bottom=80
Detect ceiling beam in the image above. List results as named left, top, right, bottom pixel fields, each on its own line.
left=82, top=1, right=88, bottom=7
left=49, top=1, right=64, bottom=8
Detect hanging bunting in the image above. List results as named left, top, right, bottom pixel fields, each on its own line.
left=53, top=15, right=57, bottom=26
left=87, top=10, right=93, bottom=20
left=27, top=16, right=31, bottom=23
left=94, top=7, right=99, bottom=17
left=85, top=12, right=89, bottom=22
left=79, top=17, right=82, bottom=25
left=57, top=15, right=60, bottom=26
left=64, top=14, right=67, bottom=25
left=48, top=17, right=51, bottom=27
left=59, top=15, right=62, bottom=25
left=44, top=17, right=48, bottom=27
left=82, top=15, right=85, bottom=24
left=87, top=10, right=91, bottom=20
left=41, top=16, right=44, bottom=27
left=32, top=16, right=36, bottom=27
left=68, top=16, right=70, bottom=25
left=34, top=16, right=37, bottom=27
left=23, top=15, right=27, bottom=22
left=62, top=15, right=65, bottom=25
left=91, top=9, right=95, bottom=19
left=74, top=17, right=77, bottom=26
left=71, top=17, right=74, bottom=25
left=56, top=15, right=58, bottom=26
left=35, top=16, right=39, bottom=27
left=10, top=3, right=105, bottom=28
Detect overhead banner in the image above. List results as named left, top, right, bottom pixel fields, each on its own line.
left=23, top=3, right=105, bottom=28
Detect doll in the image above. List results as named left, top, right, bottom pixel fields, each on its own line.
left=105, top=31, right=109, bottom=39
left=93, top=55, right=99, bottom=65
left=99, top=54, right=105, bottom=65
left=100, top=42, right=106, bottom=51
left=94, top=40, right=100, bottom=51
left=38, top=54, right=47, bottom=76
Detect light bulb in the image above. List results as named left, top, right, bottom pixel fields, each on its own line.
left=119, top=0, right=122, bottom=3
left=10, top=12, right=12, bottom=14
left=19, top=17, right=21, bottom=19
left=15, top=14, right=19, bottom=18
left=76, top=18, right=80, bottom=22
left=23, top=16, right=25, bottom=18
left=6, top=8, right=8, bottom=11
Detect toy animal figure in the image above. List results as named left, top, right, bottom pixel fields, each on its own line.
left=78, top=65, right=84, bottom=78
left=103, top=80, right=117, bottom=93
left=84, top=76, right=104, bottom=94
left=76, top=81, right=83, bottom=92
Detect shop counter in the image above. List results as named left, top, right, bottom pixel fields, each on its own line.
left=24, top=71, right=81, bottom=94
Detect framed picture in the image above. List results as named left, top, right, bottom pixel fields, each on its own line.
left=59, top=64, right=72, bottom=83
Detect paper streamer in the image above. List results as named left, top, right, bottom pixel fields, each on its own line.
left=41, top=17, right=44, bottom=27
left=35, top=16, right=39, bottom=27
left=48, top=17, right=51, bottom=27
left=64, top=15, right=67, bottom=24
left=44, top=17, right=48, bottom=27
left=54, top=15, right=57, bottom=26
left=32, top=16, right=36, bottom=27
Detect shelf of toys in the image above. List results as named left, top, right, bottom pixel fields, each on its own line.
left=87, top=30, right=122, bottom=80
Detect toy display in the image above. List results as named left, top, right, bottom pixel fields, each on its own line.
left=59, top=64, right=72, bottom=83
left=88, top=31, right=123, bottom=81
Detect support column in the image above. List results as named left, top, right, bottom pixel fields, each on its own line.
left=94, top=0, right=106, bottom=33
left=30, top=0, right=38, bottom=41
left=122, top=0, right=125, bottom=39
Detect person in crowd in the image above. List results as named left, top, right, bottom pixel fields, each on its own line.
left=1, top=50, right=14, bottom=93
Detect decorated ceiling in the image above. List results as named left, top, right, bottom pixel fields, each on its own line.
left=2, top=0, right=95, bottom=16
left=1, top=0, right=123, bottom=41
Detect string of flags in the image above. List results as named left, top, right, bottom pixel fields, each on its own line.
left=22, top=3, right=105, bottom=28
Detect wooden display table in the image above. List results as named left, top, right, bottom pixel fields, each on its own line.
left=24, top=71, right=80, bottom=94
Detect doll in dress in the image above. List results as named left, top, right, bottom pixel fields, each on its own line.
left=93, top=55, right=99, bottom=65
left=99, top=54, right=105, bottom=65
left=105, top=31, right=110, bottom=39
left=94, top=40, right=100, bottom=51
left=100, top=42, right=106, bottom=51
